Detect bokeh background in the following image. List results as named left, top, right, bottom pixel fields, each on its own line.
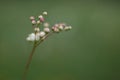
left=0, top=0, right=120, bottom=80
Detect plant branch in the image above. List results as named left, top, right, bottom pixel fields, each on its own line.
left=22, top=32, right=53, bottom=80
left=22, top=41, right=37, bottom=80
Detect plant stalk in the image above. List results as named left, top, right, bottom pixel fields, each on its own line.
left=22, top=32, right=53, bottom=80
left=22, top=42, right=37, bottom=80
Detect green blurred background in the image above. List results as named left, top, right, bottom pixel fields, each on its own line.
left=0, top=0, right=120, bottom=80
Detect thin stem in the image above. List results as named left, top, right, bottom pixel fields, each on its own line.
left=22, top=32, right=53, bottom=80
left=22, top=42, right=37, bottom=80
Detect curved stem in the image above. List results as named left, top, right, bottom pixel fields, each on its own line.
left=22, top=42, right=37, bottom=80
left=22, top=32, right=53, bottom=80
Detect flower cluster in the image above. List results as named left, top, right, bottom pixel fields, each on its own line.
left=26, top=11, right=72, bottom=42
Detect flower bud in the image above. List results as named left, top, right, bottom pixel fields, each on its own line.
left=64, top=26, right=72, bottom=31
left=43, top=22, right=49, bottom=27
left=43, top=11, right=47, bottom=15
left=34, top=27, right=40, bottom=32
left=54, top=24, right=59, bottom=27
left=68, top=26, right=72, bottom=29
left=58, top=25, right=64, bottom=30
left=44, top=27, right=50, bottom=33
left=39, top=31, right=46, bottom=37
left=30, top=16, right=35, bottom=20
left=38, top=15, right=44, bottom=22
left=32, top=20, right=36, bottom=24
left=38, top=15, right=43, bottom=18
left=35, top=33, right=40, bottom=41
left=37, top=20, right=40, bottom=24
left=52, top=27, right=59, bottom=33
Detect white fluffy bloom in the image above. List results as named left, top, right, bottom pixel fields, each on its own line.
left=26, top=33, right=36, bottom=41
left=26, top=33, right=41, bottom=41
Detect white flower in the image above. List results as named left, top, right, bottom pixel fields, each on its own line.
left=44, top=27, right=50, bottom=33
left=39, top=31, right=46, bottom=37
left=26, top=33, right=36, bottom=41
